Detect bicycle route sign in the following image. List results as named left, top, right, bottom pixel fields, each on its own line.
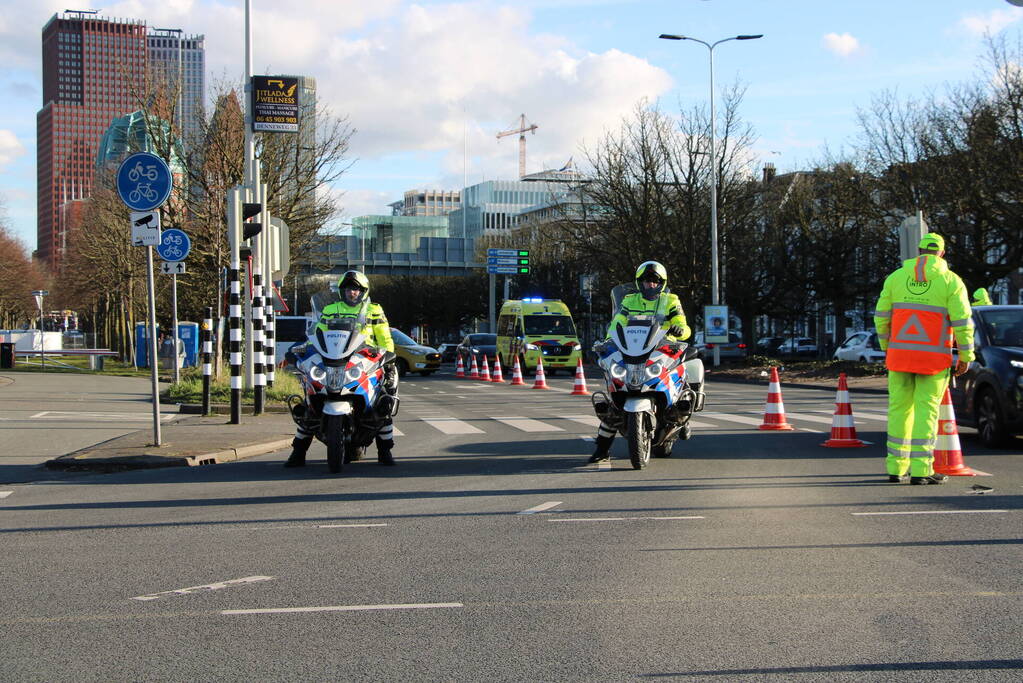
left=157, top=228, right=191, bottom=263
left=117, top=152, right=172, bottom=211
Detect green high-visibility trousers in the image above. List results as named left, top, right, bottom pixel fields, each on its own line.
left=886, top=370, right=948, bottom=477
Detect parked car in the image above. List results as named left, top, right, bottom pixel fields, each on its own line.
left=457, top=333, right=498, bottom=367
left=436, top=341, right=460, bottom=363
left=692, top=330, right=748, bottom=361
left=950, top=305, right=1023, bottom=447
left=755, top=336, right=785, bottom=355
left=390, top=328, right=440, bottom=376
left=777, top=337, right=817, bottom=356
left=833, top=331, right=885, bottom=363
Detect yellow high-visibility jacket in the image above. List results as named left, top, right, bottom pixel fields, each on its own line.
left=608, top=292, right=690, bottom=342
left=318, top=299, right=394, bottom=352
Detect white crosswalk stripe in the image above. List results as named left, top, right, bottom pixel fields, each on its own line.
left=700, top=412, right=765, bottom=427
left=491, top=416, right=564, bottom=432
left=418, top=417, right=484, bottom=434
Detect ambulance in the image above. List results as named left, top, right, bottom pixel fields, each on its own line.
left=496, top=298, right=581, bottom=374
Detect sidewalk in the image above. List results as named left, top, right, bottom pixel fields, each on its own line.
left=46, top=410, right=295, bottom=472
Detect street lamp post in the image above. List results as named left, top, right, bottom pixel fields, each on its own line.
left=659, top=33, right=762, bottom=366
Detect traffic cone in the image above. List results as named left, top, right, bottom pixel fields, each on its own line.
left=758, top=366, right=794, bottom=431
left=455, top=355, right=465, bottom=378
left=933, top=386, right=975, bottom=476
left=469, top=354, right=479, bottom=380
left=480, top=355, right=492, bottom=381
left=570, top=357, right=590, bottom=395
left=531, top=355, right=550, bottom=389
left=509, top=355, right=526, bottom=386
left=491, top=356, right=505, bottom=383
left=821, top=372, right=866, bottom=447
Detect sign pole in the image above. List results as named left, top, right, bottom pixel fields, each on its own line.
left=37, top=293, right=45, bottom=372
left=488, top=273, right=496, bottom=333
left=172, top=272, right=179, bottom=384
left=146, top=245, right=162, bottom=446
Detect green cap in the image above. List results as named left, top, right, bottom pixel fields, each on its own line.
left=918, top=232, right=945, bottom=252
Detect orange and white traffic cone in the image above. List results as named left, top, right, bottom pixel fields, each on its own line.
left=821, top=372, right=866, bottom=447
left=469, top=354, right=480, bottom=380
left=570, top=357, right=590, bottom=395
left=531, top=355, right=550, bottom=390
left=933, top=386, right=975, bottom=476
left=480, top=355, right=492, bottom=381
left=509, top=355, right=526, bottom=386
left=491, top=356, right=505, bottom=383
left=758, top=366, right=794, bottom=431
left=455, top=355, right=465, bottom=378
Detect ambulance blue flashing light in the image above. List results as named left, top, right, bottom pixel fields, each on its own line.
left=524, top=297, right=544, bottom=303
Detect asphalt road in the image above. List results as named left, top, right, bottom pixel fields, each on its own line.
left=2, top=371, right=1021, bottom=681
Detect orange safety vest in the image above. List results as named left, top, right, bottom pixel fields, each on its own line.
left=886, top=303, right=953, bottom=374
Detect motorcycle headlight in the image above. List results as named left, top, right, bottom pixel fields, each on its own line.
left=325, top=367, right=345, bottom=390
left=309, top=365, right=327, bottom=383
left=646, top=362, right=663, bottom=378
left=345, top=365, right=363, bottom=383
left=626, top=365, right=646, bottom=386
left=610, top=363, right=627, bottom=379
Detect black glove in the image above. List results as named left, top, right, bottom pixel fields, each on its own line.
left=668, top=324, right=684, bottom=337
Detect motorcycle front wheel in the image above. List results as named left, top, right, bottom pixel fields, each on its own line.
left=325, top=415, right=347, bottom=473
left=627, top=412, right=651, bottom=470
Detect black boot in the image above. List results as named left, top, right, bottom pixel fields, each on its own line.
left=376, top=438, right=396, bottom=466
left=284, top=436, right=312, bottom=468
left=588, top=435, right=613, bottom=463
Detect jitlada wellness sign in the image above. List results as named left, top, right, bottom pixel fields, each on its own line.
left=252, top=76, right=299, bottom=132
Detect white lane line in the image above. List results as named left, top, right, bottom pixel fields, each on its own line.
left=687, top=419, right=717, bottom=429
left=549, top=516, right=705, bottom=522
left=770, top=411, right=835, bottom=425
left=31, top=411, right=178, bottom=422
left=518, top=501, right=563, bottom=515
left=0, top=491, right=12, bottom=499
left=132, top=575, right=273, bottom=601
left=391, top=427, right=404, bottom=437
left=564, top=415, right=601, bottom=427
left=701, top=412, right=767, bottom=427
left=492, top=416, right=564, bottom=433
left=419, top=417, right=484, bottom=434
left=852, top=510, right=1009, bottom=516
left=317, top=523, right=388, bottom=528
left=814, top=409, right=888, bottom=422
left=223, top=602, right=463, bottom=615
left=971, top=469, right=994, bottom=476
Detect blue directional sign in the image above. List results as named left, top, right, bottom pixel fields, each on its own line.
left=117, top=152, right=172, bottom=211
left=487, top=248, right=529, bottom=258
left=157, top=228, right=191, bottom=262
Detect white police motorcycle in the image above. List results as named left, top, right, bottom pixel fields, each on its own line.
left=288, top=292, right=398, bottom=473
left=591, top=285, right=706, bottom=469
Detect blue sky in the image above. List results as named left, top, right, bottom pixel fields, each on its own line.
left=2, top=0, right=1021, bottom=252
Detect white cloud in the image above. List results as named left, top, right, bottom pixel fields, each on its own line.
left=960, top=8, right=1023, bottom=37
left=0, top=130, right=26, bottom=169
left=822, top=32, right=861, bottom=58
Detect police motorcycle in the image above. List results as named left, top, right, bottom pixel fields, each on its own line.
left=287, top=291, right=398, bottom=473
left=591, top=285, right=706, bottom=469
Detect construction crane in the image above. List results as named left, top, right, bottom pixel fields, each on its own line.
left=496, top=114, right=538, bottom=179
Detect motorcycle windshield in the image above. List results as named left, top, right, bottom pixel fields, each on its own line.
left=310, top=290, right=340, bottom=321
left=610, top=316, right=665, bottom=358
left=315, top=317, right=366, bottom=359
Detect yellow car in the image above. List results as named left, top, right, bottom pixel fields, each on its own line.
left=390, top=328, right=441, bottom=376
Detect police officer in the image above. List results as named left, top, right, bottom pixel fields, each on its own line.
left=284, top=270, right=398, bottom=468
left=588, top=261, right=691, bottom=463
left=874, top=233, right=973, bottom=485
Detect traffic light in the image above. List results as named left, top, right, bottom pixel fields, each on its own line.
left=518, top=250, right=530, bottom=274
left=242, top=202, right=263, bottom=240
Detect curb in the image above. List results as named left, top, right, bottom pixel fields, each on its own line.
left=45, top=437, right=295, bottom=472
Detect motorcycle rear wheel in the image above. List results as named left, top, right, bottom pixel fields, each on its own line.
left=325, top=415, right=346, bottom=473
left=627, top=412, right=651, bottom=470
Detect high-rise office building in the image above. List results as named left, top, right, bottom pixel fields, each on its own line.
left=147, top=29, right=205, bottom=147
left=36, top=11, right=204, bottom=269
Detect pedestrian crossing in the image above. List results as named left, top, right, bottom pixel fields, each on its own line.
left=392, top=409, right=888, bottom=437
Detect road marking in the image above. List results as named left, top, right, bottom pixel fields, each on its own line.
left=852, top=510, right=1009, bottom=516
left=0, top=491, right=12, bottom=499
left=549, top=516, right=704, bottom=522
left=31, top=411, right=178, bottom=422
left=132, top=575, right=273, bottom=601
left=317, top=523, right=388, bottom=528
left=391, top=427, right=404, bottom=437
left=519, top=501, right=563, bottom=515
left=701, top=412, right=766, bottom=427
left=419, top=417, right=484, bottom=434
left=773, top=411, right=835, bottom=425
left=971, top=468, right=994, bottom=476
left=492, top=416, right=564, bottom=432
left=564, top=414, right=601, bottom=427
left=222, top=602, right=463, bottom=615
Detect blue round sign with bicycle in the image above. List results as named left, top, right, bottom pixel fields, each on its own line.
left=116, top=152, right=172, bottom=211
left=157, top=228, right=191, bottom=262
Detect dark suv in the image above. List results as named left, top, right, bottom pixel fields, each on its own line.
left=950, top=305, right=1023, bottom=447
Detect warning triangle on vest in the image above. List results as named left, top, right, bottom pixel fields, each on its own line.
left=895, top=312, right=932, bottom=343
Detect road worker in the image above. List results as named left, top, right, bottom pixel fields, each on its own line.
left=588, top=261, right=691, bottom=463
left=284, top=270, right=398, bottom=468
left=874, top=233, right=973, bottom=484
left=971, top=287, right=992, bottom=306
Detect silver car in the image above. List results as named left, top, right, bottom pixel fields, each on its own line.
left=833, top=331, right=885, bottom=363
